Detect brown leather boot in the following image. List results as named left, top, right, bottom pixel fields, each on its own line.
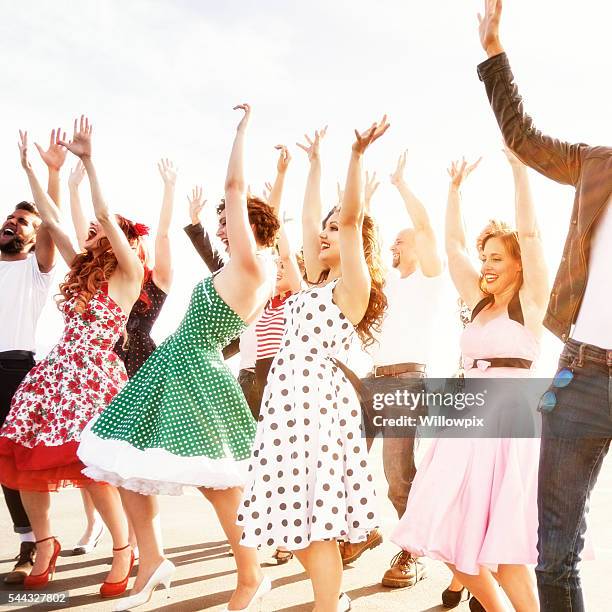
left=340, top=528, right=383, bottom=565
left=381, top=550, right=427, bottom=588
left=3, top=541, right=36, bottom=585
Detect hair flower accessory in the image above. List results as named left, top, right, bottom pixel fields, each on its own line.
left=132, top=223, right=150, bottom=237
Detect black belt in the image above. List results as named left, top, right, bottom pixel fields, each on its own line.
left=372, top=362, right=426, bottom=377
left=464, top=357, right=532, bottom=370
left=0, top=350, right=35, bottom=361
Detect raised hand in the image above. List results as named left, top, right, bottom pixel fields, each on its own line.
left=364, top=170, right=380, bottom=206
left=447, top=157, right=482, bottom=190
left=233, top=103, right=251, bottom=132
left=390, top=150, right=408, bottom=186
left=477, top=0, right=504, bottom=57
left=59, top=115, right=93, bottom=159
left=262, top=181, right=273, bottom=202
left=336, top=181, right=345, bottom=206
left=296, top=126, right=327, bottom=163
left=158, top=158, right=178, bottom=186
left=35, top=128, right=67, bottom=171
left=68, top=161, right=86, bottom=189
left=18, top=130, right=31, bottom=170
left=352, top=115, right=390, bottom=155
left=188, top=185, right=206, bottom=225
left=275, top=144, right=292, bottom=173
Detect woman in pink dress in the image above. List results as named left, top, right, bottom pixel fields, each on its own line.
left=392, top=148, right=549, bottom=612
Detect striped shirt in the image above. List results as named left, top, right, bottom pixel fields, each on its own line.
left=256, top=292, right=293, bottom=360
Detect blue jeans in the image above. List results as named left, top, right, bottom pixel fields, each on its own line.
left=537, top=339, right=612, bottom=611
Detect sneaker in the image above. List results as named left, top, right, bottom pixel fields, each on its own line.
left=381, top=550, right=427, bottom=588
left=3, top=542, right=36, bottom=585
left=340, top=529, right=383, bottom=565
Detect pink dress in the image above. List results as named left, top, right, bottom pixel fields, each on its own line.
left=391, top=302, right=540, bottom=575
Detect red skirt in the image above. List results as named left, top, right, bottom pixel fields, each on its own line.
left=0, top=438, right=94, bottom=492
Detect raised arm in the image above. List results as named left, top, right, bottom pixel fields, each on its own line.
left=390, top=150, right=443, bottom=277
left=277, top=219, right=302, bottom=293
left=222, top=104, right=260, bottom=277
left=67, top=161, right=89, bottom=249
left=297, top=127, right=327, bottom=283
left=477, top=0, right=587, bottom=185
left=266, top=145, right=291, bottom=215
left=152, top=159, right=177, bottom=293
left=335, top=117, right=390, bottom=325
left=33, top=128, right=68, bottom=271
left=60, top=116, right=143, bottom=287
left=445, top=158, right=484, bottom=309
left=19, top=131, right=77, bottom=267
left=184, top=186, right=225, bottom=272
left=504, top=147, right=549, bottom=312
left=363, top=170, right=380, bottom=215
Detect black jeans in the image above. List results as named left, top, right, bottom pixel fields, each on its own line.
left=361, top=372, right=426, bottom=519
left=537, top=339, right=612, bottom=612
left=0, top=354, right=35, bottom=533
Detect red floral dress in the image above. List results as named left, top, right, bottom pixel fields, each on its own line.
left=0, top=289, right=128, bottom=492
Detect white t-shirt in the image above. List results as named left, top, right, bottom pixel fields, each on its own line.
left=369, top=268, right=444, bottom=367
left=573, top=195, right=612, bottom=348
left=239, top=322, right=258, bottom=370
left=0, top=255, right=54, bottom=354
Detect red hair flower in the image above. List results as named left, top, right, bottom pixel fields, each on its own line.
left=132, top=223, right=150, bottom=237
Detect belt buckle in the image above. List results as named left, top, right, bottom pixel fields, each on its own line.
left=373, top=366, right=384, bottom=378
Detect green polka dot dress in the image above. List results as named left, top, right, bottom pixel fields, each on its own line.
left=78, top=275, right=256, bottom=495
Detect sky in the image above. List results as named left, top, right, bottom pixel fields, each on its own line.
left=1, top=0, right=610, bottom=374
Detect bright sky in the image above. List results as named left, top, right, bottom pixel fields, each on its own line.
left=2, top=0, right=610, bottom=374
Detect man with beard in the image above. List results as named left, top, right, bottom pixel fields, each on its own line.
left=0, top=129, right=65, bottom=584
left=340, top=150, right=444, bottom=589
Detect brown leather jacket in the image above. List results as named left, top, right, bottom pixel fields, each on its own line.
left=478, top=53, right=612, bottom=342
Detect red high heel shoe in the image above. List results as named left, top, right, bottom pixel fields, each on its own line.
left=24, top=537, right=61, bottom=589
left=100, top=544, right=135, bottom=598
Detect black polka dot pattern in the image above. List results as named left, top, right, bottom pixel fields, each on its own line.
left=238, top=280, right=378, bottom=550
left=114, top=279, right=167, bottom=378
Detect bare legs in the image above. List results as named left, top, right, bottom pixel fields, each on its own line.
left=85, top=484, right=132, bottom=583
left=494, top=565, right=539, bottom=612
left=119, top=489, right=165, bottom=593
left=75, top=489, right=103, bottom=547
left=20, top=491, right=53, bottom=574
left=199, top=487, right=263, bottom=610
left=21, top=485, right=130, bottom=583
left=446, top=563, right=538, bottom=612
left=294, top=541, right=343, bottom=612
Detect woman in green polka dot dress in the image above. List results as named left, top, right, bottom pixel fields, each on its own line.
left=78, top=105, right=279, bottom=612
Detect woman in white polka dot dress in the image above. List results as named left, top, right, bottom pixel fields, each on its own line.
left=238, top=119, right=389, bottom=612
left=78, top=105, right=278, bottom=612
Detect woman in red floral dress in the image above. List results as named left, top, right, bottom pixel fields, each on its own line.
left=0, top=118, right=145, bottom=595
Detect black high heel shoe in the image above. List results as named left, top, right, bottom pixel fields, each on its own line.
left=441, top=586, right=467, bottom=608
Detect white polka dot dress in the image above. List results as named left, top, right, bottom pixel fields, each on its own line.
left=78, top=276, right=256, bottom=495
left=238, top=280, right=378, bottom=550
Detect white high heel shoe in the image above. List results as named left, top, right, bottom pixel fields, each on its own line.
left=112, top=558, right=175, bottom=611
left=221, top=575, right=272, bottom=612
left=339, top=592, right=352, bottom=611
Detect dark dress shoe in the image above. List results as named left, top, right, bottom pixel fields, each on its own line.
left=442, top=586, right=467, bottom=608
left=4, top=541, right=36, bottom=584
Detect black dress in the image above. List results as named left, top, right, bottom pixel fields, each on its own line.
left=114, top=278, right=167, bottom=378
